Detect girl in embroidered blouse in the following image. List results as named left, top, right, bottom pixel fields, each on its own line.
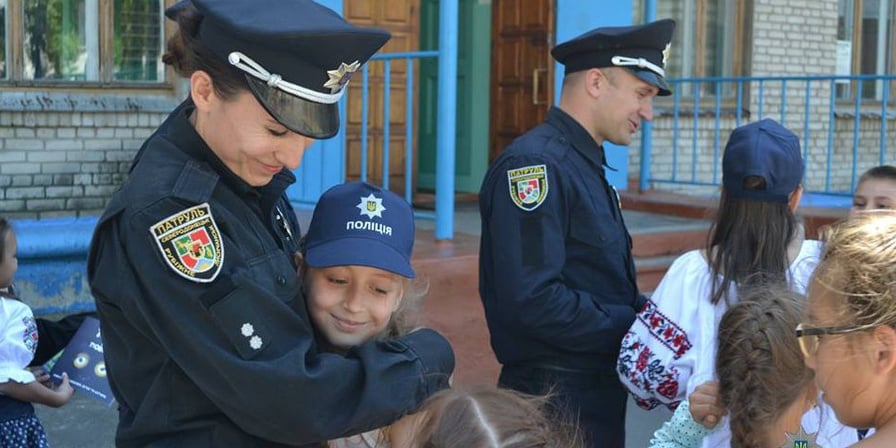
left=651, top=287, right=836, bottom=447
left=616, top=119, right=856, bottom=447
left=0, top=217, right=74, bottom=447
left=801, top=211, right=896, bottom=448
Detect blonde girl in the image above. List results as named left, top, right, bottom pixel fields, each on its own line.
left=801, top=211, right=896, bottom=447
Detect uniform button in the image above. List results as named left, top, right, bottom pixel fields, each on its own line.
left=277, top=275, right=286, bottom=285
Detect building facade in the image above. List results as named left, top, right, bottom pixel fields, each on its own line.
left=1, top=0, right=894, bottom=220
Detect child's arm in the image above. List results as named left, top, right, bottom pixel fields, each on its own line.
left=649, top=400, right=713, bottom=448
left=0, top=372, right=74, bottom=408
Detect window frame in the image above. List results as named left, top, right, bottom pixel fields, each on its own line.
left=1, top=0, right=176, bottom=89
left=837, top=0, right=896, bottom=103
left=635, top=0, right=752, bottom=110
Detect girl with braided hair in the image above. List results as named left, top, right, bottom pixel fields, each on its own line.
left=618, top=119, right=857, bottom=447
left=650, top=287, right=851, bottom=447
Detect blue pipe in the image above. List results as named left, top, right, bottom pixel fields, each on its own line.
left=435, top=0, right=458, bottom=240
left=638, top=0, right=657, bottom=192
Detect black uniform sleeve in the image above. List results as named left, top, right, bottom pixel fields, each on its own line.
left=480, top=156, right=636, bottom=355
left=89, top=201, right=453, bottom=445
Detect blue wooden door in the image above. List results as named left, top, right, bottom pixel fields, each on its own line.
left=554, top=0, right=633, bottom=190
left=286, top=0, right=348, bottom=208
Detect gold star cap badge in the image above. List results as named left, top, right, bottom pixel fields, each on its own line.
left=662, top=43, right=671, bottom=66
left=323, top=60, right=361, bottom=94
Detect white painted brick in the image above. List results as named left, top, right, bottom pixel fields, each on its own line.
left=27, top=151, right=67, bottom=163
left=4, top=139, right=44, bottom=151
left=6, top=187, right=45, bottom=199
left=45, top=139, right=84, bottom=151
left=0, top=163, right=40, bottom=175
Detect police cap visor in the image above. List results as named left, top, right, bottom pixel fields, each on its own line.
left=245, top=75, right=340, bottom=139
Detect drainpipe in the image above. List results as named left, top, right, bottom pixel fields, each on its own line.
left=436, top=0, right=458, bottom=239
left=639, top=0, right=657, bottom=193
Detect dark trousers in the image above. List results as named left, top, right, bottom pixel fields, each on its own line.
left=498, top=364, right=627, bottom=448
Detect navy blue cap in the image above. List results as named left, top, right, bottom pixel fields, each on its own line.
left=304, top=182, right=415, bottom=278
left=168, top=0, right=390, bottom=139
left=551, top=19, right=675, bottom=96
left=722, top=119, right=804, bottom=203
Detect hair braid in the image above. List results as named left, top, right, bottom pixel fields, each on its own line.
left=716, top=290, right=811, bottom=448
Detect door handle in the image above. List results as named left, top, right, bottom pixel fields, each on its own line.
left=532, top=68, right=548, bottom=105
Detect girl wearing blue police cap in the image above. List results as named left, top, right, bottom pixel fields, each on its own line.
left=298, top=181, right=423, bottom=448
left=87, top=2, right=454, bottom=447
left=618, top=119, right=857, bottom=448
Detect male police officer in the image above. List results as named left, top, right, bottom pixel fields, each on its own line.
left=478, top=19, right=675, bottom=448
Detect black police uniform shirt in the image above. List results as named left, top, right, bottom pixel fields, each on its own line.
left=87, top=100, right=454, bottom=448
left=479, top=106, right=647, bottom=373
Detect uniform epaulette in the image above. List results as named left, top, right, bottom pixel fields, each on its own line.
left=171, top=159, right=219, bottom=204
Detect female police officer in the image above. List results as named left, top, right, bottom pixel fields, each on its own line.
left=87, top=1, right=454, bottom=446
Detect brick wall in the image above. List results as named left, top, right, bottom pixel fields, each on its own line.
left=629, top=0, right=895, bottom=194
left=0, top=92, right=178, bottom=219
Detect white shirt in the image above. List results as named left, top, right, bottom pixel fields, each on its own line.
left=617, top=240, right=857, bottom=447
left=0, top=294, right=38, bottom=386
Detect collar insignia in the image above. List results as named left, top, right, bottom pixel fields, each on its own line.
left=324, top=60, right=361, bottom=93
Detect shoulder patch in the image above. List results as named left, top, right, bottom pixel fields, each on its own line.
left=150, top=203, right=224, bottom=283
left=507, top=164, right=549, bottom=211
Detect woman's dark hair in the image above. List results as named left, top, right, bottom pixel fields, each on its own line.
left=707, top=176, right=797, bottom=304
left=162, top=4, right=248, bottom=100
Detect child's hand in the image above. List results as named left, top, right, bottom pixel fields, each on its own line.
left=28, top=367, right=53, bottom=389
left=689, top=380, right=725, bottom=429
left=48, top=372, right=75, bottom=408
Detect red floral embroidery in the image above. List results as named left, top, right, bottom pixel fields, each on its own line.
left=616, top=299, right=692, bottom=411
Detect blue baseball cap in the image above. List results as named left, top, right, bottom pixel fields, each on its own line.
left=722, top=118, right=804, bottom=203
left=303, top=182, right=415, bottom=278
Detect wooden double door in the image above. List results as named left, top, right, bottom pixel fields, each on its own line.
left=343, top=0, right=555, bottom=195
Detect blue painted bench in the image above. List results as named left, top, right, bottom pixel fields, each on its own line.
left=14, top=217, right=98, bottom=316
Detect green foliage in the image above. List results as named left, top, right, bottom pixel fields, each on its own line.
left=24, top=0, right=86, bottom=79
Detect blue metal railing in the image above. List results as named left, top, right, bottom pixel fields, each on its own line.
left=351, top=3, right=458, bottom=240
left=359, top=50, right=439, bottom=224
left=355, top=48, right=459, bottom=239
left=639, top=74, right=896, bottom=196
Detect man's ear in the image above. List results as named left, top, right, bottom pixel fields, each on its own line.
left=583, top=68, right=604, bottom=98
left=871, top=325, right=896, bottom=375
left=190, top=70, right=217, bottom=112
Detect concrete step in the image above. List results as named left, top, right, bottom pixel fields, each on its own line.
left=620, top=188, right=848, bottom=239
left=411, top=225, right=705, bottom=387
